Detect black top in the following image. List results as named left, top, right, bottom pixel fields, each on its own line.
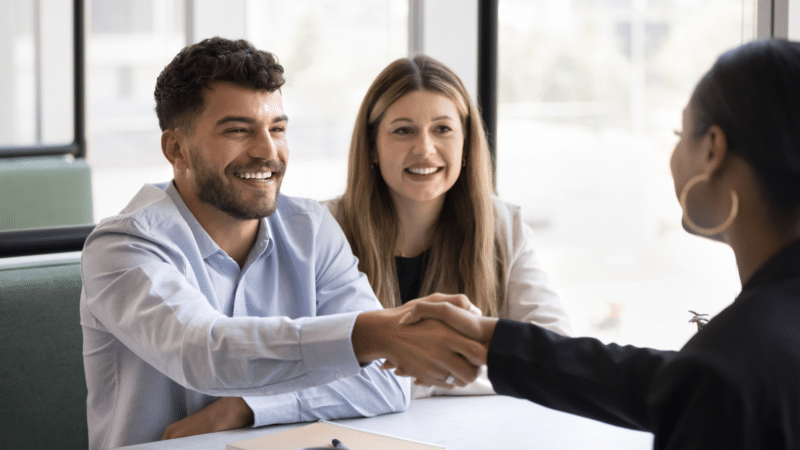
left=396, top=252, right=428, bottom=304
left=487, top=239, right=800, bottom=449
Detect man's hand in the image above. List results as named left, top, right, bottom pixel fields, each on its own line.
left=160, top=397, right=254, bottom=440
left=387, top=301, right=499, bottom=384
left=352, top=293, right=485, bottom=388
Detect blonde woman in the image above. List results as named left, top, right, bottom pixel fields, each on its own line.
left=324, top=55, right=571, bottom=397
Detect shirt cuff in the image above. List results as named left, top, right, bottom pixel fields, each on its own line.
left=243, top=393, right=299, bottom=427
left=299, top=311, right=362, bottom=386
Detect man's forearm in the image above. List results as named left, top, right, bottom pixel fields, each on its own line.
left=245, top=361, right=410, bottom=427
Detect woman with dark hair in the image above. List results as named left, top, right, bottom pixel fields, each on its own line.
left=401, top=40, right=800, bottom=448
left=325, top=54, right=571, bottom=397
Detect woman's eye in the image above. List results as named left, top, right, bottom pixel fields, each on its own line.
left=392, top=127, right=412, bottom=135
left=435, top=125, right=452, bottom=133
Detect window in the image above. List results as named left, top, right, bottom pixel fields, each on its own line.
left=496, top=0, right=757, bottom=349
left=87, top=0, right=408, bottom=220
left=0, top=0, right=91, bottom=233
left=0, top=0, right=75, bottom=149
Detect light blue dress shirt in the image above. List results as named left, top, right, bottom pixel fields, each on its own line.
left=80, top=182, right=409, bottom=450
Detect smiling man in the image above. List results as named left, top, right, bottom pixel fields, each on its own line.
left=79, top=37, right=483, bottom=450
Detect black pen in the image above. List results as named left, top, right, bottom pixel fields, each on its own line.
left=332, top=438, right=349, bottom=449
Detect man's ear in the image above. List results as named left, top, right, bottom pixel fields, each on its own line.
left=161, top=129, right=189, bottom=170
left=703, top=124, right=729, bottom=176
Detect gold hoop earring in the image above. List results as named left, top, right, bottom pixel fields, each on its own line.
left=679, top=173, right=739, bottom=236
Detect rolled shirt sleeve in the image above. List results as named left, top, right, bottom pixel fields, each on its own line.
left=243, top=362, right=410, bottom=427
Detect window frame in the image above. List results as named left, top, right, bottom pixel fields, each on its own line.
left=760, top=0, right=790, bottom=38
left=0, top=0, right=86, bottom=159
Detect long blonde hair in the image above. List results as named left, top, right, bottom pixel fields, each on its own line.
left=337, top=55, right=505, bottom=317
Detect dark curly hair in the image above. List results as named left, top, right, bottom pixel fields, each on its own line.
left=154, top=36, right=285, bottom=131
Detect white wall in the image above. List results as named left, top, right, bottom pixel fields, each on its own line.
left=790, top=0, right=800, bottom=39
left=193, top=0, right=247, bottom=41
left=0, top=2, right=14, bottom=144
left=40, top=0, right=74, bottom=144
left=415, top=0, right=478, bottom=101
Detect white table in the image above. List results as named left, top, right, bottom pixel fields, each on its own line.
left=113, top=395, right=653, bottom=450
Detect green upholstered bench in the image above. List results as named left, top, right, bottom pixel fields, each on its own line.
left=0, top=156, right=93, bottom=231
left=0, top=255, right=88, bottom=449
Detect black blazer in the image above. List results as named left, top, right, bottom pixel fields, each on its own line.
left=488, top=239, right=800, bottom=449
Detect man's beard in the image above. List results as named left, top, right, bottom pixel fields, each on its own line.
left=191, top=152, right=285, bottom=220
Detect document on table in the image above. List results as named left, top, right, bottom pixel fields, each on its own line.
left=226, top=420, right=445, bottom=450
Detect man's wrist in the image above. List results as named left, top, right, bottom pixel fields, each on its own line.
left=215, top=397, right=254, bottom=430
left=352, top=311, right=385, bottom=364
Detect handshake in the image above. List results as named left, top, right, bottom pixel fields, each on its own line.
left=352, top=294, right=500, bottom=389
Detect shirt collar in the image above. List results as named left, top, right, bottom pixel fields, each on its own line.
left=741, top=237, right=800, bottom=293
left=250, top=215, right=273, bottom=262
left=164, top=181, right=221, bottom=260
left=163, top=181, right=274, bottom=262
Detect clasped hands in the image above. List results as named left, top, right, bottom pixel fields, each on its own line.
left=353, top=293, right=498, bottom=389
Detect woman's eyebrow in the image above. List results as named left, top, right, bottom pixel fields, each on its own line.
left=388, top=115, right=455, bottom=124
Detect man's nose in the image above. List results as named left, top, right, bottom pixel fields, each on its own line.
left=250, top=128, right=279, bottom=159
